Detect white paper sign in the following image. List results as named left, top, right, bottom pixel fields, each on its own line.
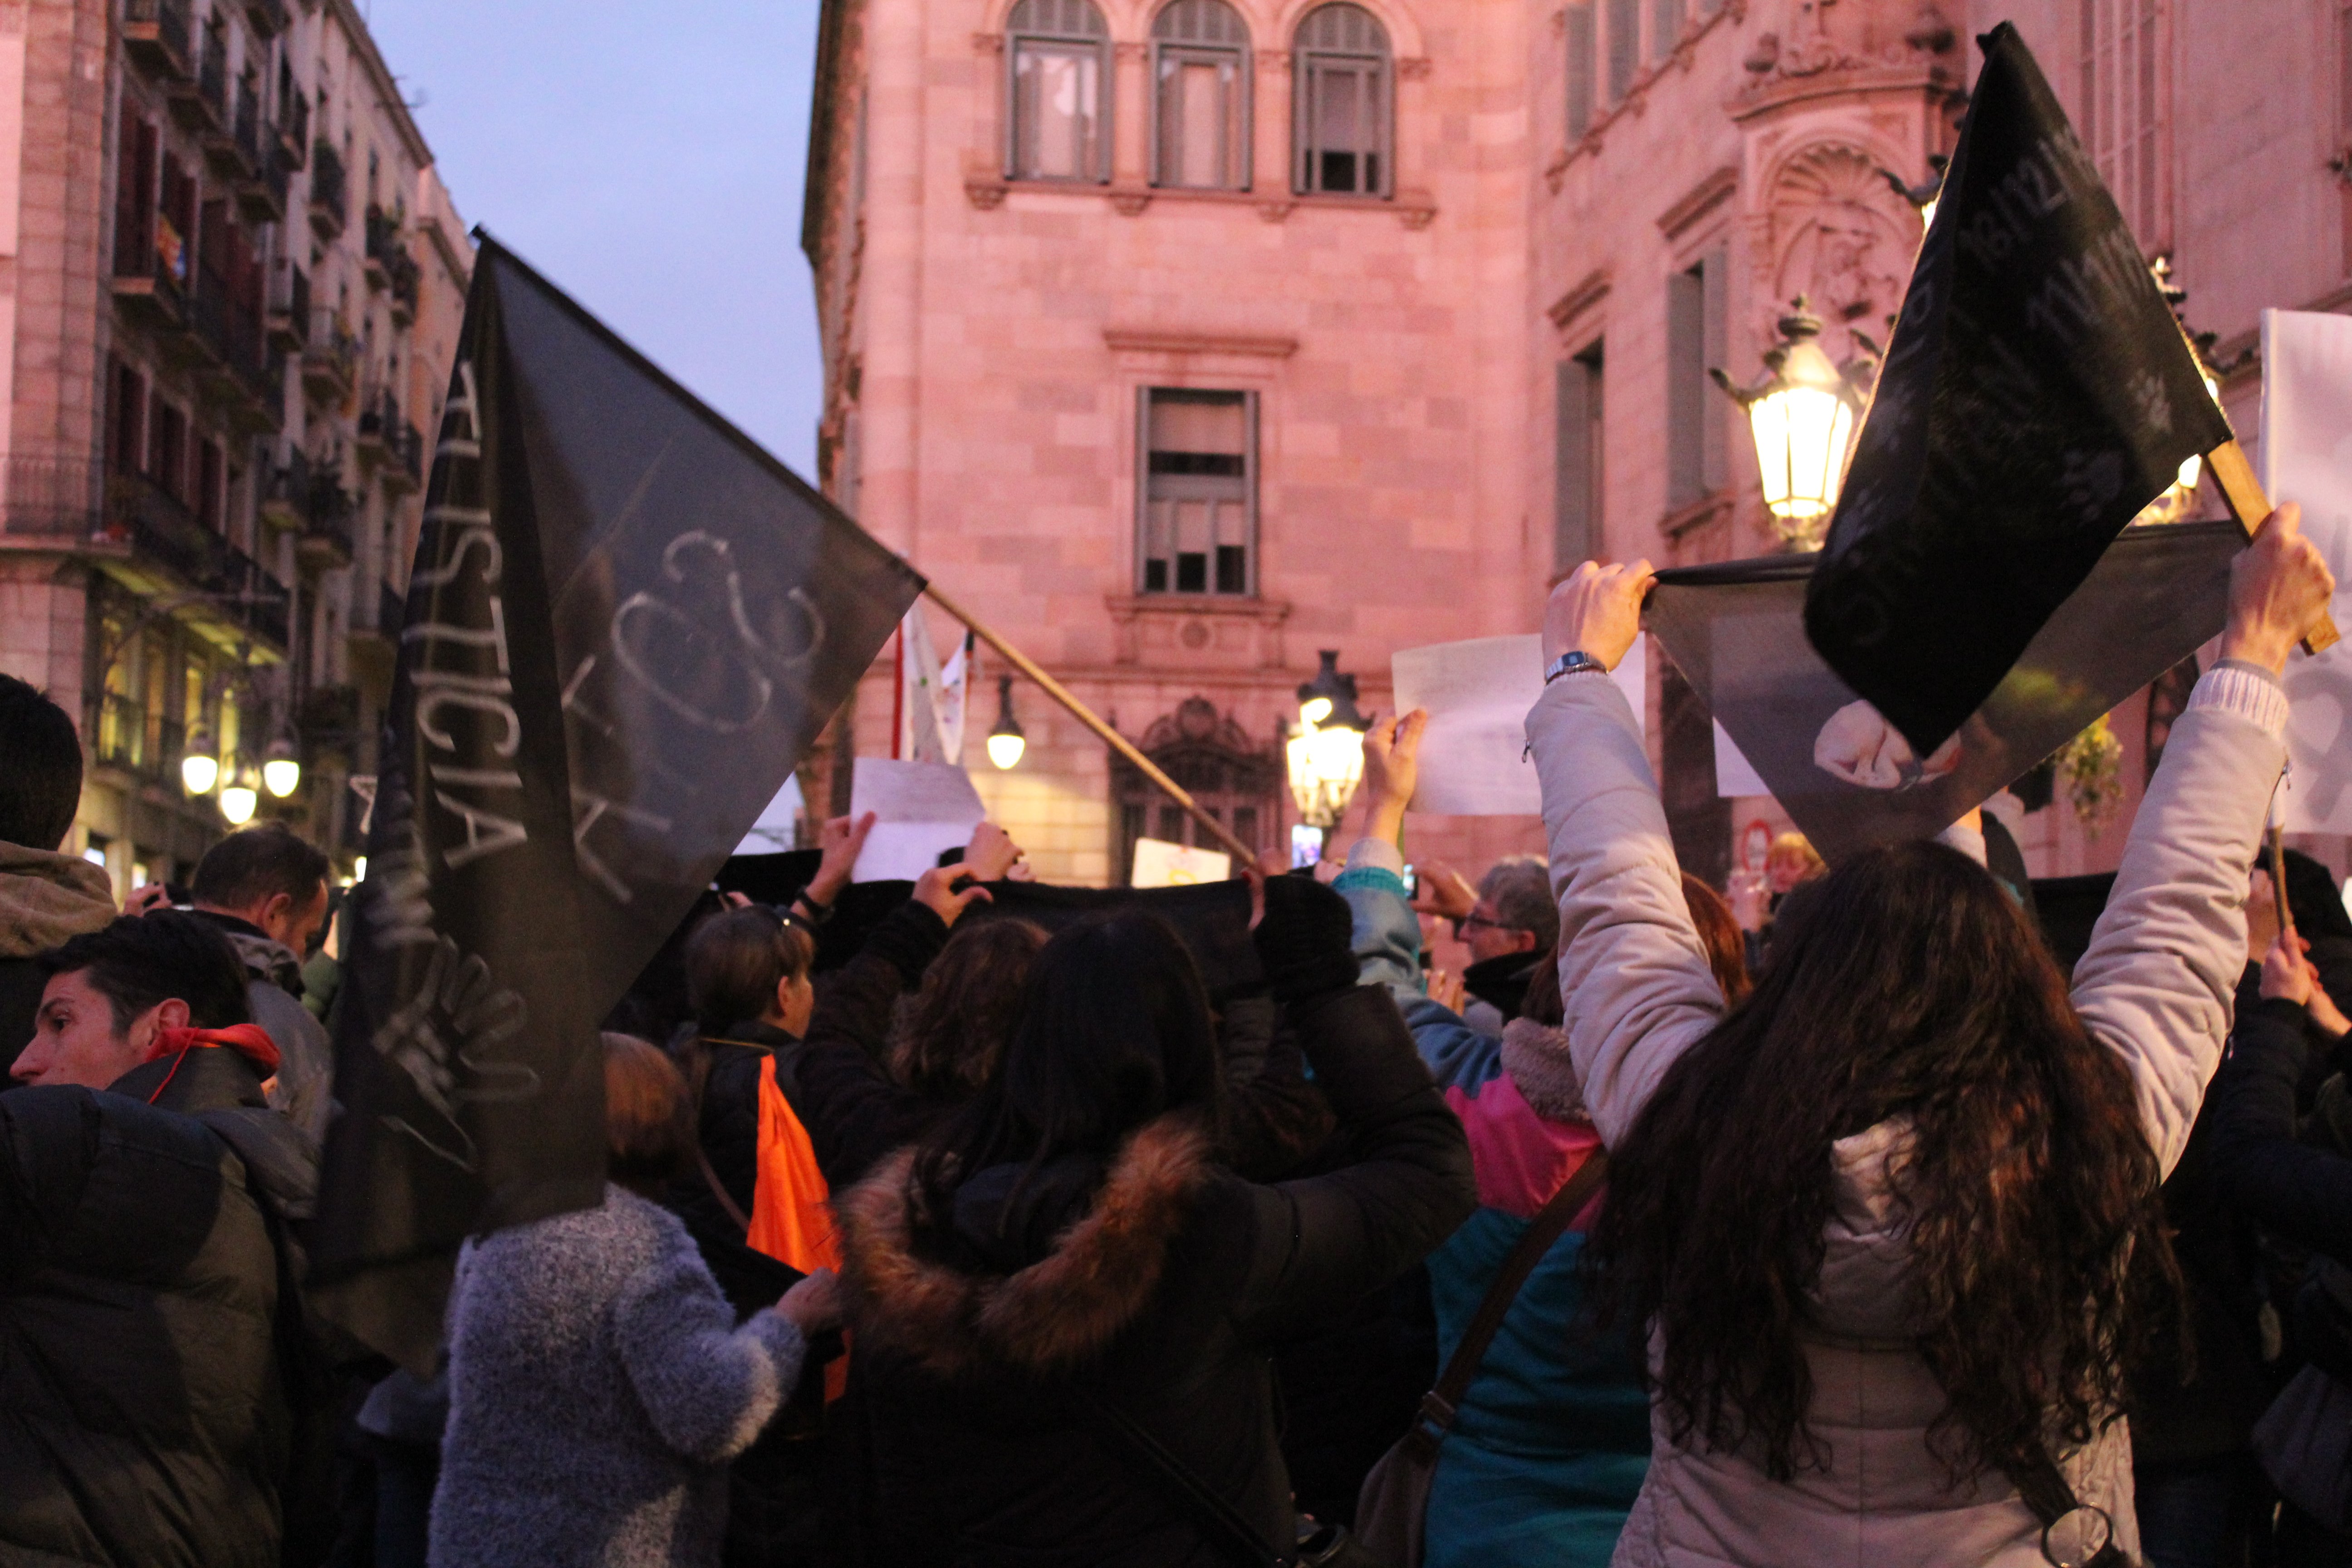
left=2263, top=310, right=2352, bottom=832
left=1391, top=633, right=1647, bottom=816
left=1131, top=837, right=1232, bottom=888
left=849, top=759, right=986, bottom=882
left=733, top=774, right=804, bottom=855
left=1713, top=722, right=1769, bottom=797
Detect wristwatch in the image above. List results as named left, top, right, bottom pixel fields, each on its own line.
left=1544, top=650, right=1607, bottom=685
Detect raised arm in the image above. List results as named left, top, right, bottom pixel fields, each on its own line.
left=1333, top=710, right=1510, bottom=1088
left=1526, top=562, right=1725, bottom=1147
left=2208, top=945, right=2352, bottom=1260
left=1229, top=877, right=1475, bottom=1341
left=2072, top=506, right=2332, bottom=1176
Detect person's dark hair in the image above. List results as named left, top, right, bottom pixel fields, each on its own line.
left=2281, top=848, right=2352, bottom=944
left=192, top=823, right=331, bottom=917
left=684, top=906, right=815, bottom=1034
left=1680, top=873, right=1753, bottom=1007
left=37, top=912, right=251, bottom=1033
left=603, top=1032, right=695, bottom=1198
left=1519, top=923, right=1567, bottom=1028
left=910, top=910, right=1220, bottom=1235
left=1478, top=856, right=1558, bottom=952
left=0, top=674, right=84, bottom=852
left=1589, top=841, right=2176, bottom=1484
left=890, top=917, right=1050, bottom=1100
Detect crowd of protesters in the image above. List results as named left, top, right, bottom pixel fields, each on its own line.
left=5, top=504, right=2352, bottom=1568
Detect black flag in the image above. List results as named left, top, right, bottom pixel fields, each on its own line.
left=311, top=238, right=923, bottom=1367
left=1652, top=520, right=2239, bottom=863
left=1803, top=23, right=2232, bottom=757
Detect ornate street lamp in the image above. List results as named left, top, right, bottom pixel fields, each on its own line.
left=181, top=727, right=220, bottom=797
left=1711, top=298, right=1876, bottom=549
left=985, top=676, right=1027, bottom=770
left=1286, top=651, right=1371, bottom=862
left=2136, top=258, right=2227, bottom=525
left=261, top=735, right=303, bottom=799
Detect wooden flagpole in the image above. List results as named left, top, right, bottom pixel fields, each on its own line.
left=2205, top=440, right=2341, bottom=655
left=920, top=581, right=1262, bottom=867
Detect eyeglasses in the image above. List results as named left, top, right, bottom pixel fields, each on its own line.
left=1452, top=912, right=1525, bottom=941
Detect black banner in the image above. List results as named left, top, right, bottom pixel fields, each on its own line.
left=1652, top=520, right=2239, bottom=864
left=1803, top=22, right=2232, bottom=757
left=312, top=238, right=923, bottom=1368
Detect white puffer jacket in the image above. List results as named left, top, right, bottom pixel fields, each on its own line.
left=1526, top=661, right=2288, bottom=1568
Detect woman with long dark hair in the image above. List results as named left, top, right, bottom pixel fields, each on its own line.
left=1525, top=509, right=2333, bottom=1565
left=834, top=885, right=1476, bottom=1565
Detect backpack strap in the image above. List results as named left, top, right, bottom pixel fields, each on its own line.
left=1409, top=1149, right=1609, bottom=1448
left=1077, top=1386, right=1291, bottom=1568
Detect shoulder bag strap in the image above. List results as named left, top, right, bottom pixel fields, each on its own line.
left=692, top=1036, right=763, bottom=1236
left=1416, top=1149, right=1610, bottom=1440
left=1078, top=1387, right=1291, bottom=1568
left=1999, top=1447, right=2130, bottom=1566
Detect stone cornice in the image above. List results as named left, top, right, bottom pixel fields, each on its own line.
left=1547, top=268, right=1610, bottom=333
left=1102, top=328, right=1299, bottom=359
left=1656, top=165, right=1739, bottom=241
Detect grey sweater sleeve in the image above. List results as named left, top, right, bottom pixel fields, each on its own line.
left=609, top=1238, right=808, bottom=1465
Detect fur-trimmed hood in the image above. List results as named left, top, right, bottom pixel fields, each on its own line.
left=837, top=1113, right=1213, bottom=1379
left=1500, top=1017, right=1591, bottom=1125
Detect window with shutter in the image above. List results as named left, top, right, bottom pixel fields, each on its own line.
left=1139, top=388, right=1255, bottom=597
left=1152, top=0, right=1250, bottom=190
left=1606, top=0, right=1639, bottom=104
left=1556, top=344, right=1603, bottom=572
left=1566, top=3, right=1597, bottom=137
left=2078, top=0, right=2167, bottom=250
left=1006, top=0, right=1109, bottom=184
left=1292, top=4, right=1392, bottom=197
left=1665, top=249, right=1726, bottom=509
left=1651, top=0, right=1683, bottom=61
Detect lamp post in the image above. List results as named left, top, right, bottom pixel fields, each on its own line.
left=1710, top=298, right=1876, bottom=550
left=1285, top=651, right=1371, bottom=865
left=985, top=675, right=1027, bottom=770
left=2136, top=258, right=2226, bottom=525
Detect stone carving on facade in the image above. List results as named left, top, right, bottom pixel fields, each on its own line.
left=1743, top=0, right=1955, bottom=87
left=1760, top=141, right=1917, bottom=366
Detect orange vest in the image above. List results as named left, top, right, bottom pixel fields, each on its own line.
left=745, top=1054, right=847, bottom=1398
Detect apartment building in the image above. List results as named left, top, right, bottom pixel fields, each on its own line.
left=0, top=0, right=467, bottom=894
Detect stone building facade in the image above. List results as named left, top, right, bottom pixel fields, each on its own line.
left=798, top=0, right=2350, bottom=889
left=0, top=0, right=467, bottom=896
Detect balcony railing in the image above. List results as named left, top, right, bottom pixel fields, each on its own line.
left=122, top=0, right=193, bottom=81
left=266, top=262, right=309, bottom=348
left=363, top=205, right=399, bottom=290
left=301, top=309, right=359, bottom=402
left=309, top=140, right=346, bottom=236
left=278, top=89, right=308, bottom=166
left=0, top=456, right=103, bottom=541
left=262, top=445, right=309, bottom=524
left=108, top=471, right=291, bottom=651
left=387, top=250, right=421, bottom=323
left=193, top=37, right=227, bottom=130
left=244, top=0, right=286, bottom=38
left=238, top=139, right=289, bottom=223
left=303, top=470, right=357, bottom=562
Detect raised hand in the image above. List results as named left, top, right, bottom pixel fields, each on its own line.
left=912, top=864, right=994, bottom=928
left=1362, top=710, right=1428, bottom=846
left=1542, top=558, right=1655, bottom=672
left=2221, top=503, right=2336, bottom=674
left=806, top=812, right=877, bottom=908
left=961, top=822, right=1023, bottom=882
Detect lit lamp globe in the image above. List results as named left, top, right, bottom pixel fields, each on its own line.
left=219, top=776, right=260, bottom=827
left=985, top=675, right=1027, bottom=770
left=1286, top=651, right=1371, bottom=854
left=181, top=729, right=220, bottom=797
left=1711, top=299, right=1866, bottom=550
left=262, top=738, right=302, bottom=799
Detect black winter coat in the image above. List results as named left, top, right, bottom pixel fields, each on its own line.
left=834, top=981, right=1475, bottom=1568
left=2210, top=997, right=2352, bottom=1261
left=0, top=1045, right=309, bottom=1567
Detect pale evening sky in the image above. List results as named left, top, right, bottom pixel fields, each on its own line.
left=361, top=0, right=827, bottom=477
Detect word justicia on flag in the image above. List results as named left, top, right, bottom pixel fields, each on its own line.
left=310, top=237, right=922, bottom=1370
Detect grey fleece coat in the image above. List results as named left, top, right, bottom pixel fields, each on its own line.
left=430, top=1185, right=808, bottom=1568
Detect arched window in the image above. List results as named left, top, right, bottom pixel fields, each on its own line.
left=1293, top=3, right=1392, bottom=197
left=1151, top=0, right=1250, bottom=190
left=1005, top=0, right=1110, bottom=183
